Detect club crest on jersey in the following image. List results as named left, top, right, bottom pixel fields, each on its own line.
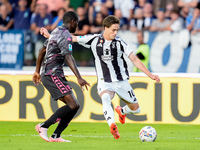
left=68, top=44, right=72, bottom=51
left=101, top=49, right=113, bottom=61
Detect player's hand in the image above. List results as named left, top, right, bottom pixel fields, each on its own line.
left=77, top=77, right=90, bottom=91
left=150, top=74, right=160, bottom=83
left=40, top=27, right=50, bottom=38
left=33, top=72, right=41, bottom=86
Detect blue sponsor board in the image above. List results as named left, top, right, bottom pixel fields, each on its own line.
left=0, top=30, right=24, bottom=69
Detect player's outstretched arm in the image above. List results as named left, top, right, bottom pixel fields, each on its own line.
left=40, top=27, right=78, bottom=42
left=33, top=46, right=46, bottom=85
left=65, top=54, right=90, bottom=90
left=129, top=52, right=160, bottom=83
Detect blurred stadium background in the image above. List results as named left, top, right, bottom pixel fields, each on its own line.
left=0, top=1, right=200, bottom=148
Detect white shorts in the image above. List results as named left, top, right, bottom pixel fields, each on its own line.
left=97, top=80, right=138, bottom=103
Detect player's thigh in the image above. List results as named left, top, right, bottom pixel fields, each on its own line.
left=97, top=81, right=115, bottom=98
left=115, top=80, right=138, bottom=104
left=41, top=75, right=73, bottom=101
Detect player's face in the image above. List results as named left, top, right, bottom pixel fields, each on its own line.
left=105, top=24, right=119, bottom=40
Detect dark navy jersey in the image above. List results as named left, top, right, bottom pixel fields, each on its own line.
left=42, top=26, right=73, bottom=76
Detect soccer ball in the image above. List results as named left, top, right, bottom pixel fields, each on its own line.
left=139, top=126, right=157, bottom=142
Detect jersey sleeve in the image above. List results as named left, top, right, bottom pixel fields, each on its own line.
left=57, top=32, right=73, bottom=56
left=43, top=39, right=49, bottom=48
left=76, top=34, right=98, bottom=48
left=120, top=38, right=133, bottom=57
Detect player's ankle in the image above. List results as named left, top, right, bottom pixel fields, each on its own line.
left=40, top=122, right=48, bottom=128
left=121, top=108, right=125, bottom=115
left=51, top=133, right=60, bottom=139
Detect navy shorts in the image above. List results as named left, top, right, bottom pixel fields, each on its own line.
left=41, top=75, right=72, bottom=100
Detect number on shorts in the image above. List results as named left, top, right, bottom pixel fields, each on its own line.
left=128, top=90, right=135, bottom=98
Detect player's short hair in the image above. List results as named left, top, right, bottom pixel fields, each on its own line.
left=63, top=11, right=78, bottom=25
left=102, top=15, right=120, bottom=28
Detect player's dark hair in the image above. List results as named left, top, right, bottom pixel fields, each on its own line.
left=63, top=11, right=78, bottom=25
left=102, top=15, right=120, bottom=28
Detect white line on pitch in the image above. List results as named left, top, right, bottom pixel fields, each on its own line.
left=0, top=134, right=200, bottom=140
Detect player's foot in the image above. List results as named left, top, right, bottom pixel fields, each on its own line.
left=110, top=123, right=120, bottom=139
left=115, top=106, right=126, bottom=124
left=49, top=137, right=71, bottom=142
left=35, top=123, right=49, bottom=142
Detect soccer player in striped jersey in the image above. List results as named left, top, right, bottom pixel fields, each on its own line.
left=41, top=15, right=160, bottom=139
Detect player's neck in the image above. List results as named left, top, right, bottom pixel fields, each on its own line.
left=103, top=33, right=112, bottom=41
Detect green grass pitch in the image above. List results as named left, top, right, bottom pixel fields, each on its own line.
left=0, top=122, right=199, bottom=150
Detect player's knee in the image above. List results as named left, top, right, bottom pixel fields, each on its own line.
left=74, top=102, right=80, bottom=110
left=133, top=107, right=140, bottom=114
left=69, top=101, right=80, bottom=110
left=76, top=103, right=80, bottom=110
left=101, top=93, right=111, bottom=105
left=129, top=106, right=141, bottom=114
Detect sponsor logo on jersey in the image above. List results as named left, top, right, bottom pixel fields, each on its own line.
left=97, top=43, right=102, bottom=47
left=101, top=49, right=113, bottom=61
left=69, top=44, right=72, bottom=51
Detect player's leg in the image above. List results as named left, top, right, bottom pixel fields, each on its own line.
left=40, top=93, right=79, bottom=129
left=100, top=90, right=115, bottom=127
left=36, top=75, right=78, bottom=142
left=49, top=93, right=80, bottom=142
left=49, top=108, right=78, bottom=142
left=99, top=88, right=120, bottom=139
left=121, top=102, right=140, bottom=115
left=36, top=94, right=79, bottom=142
left=114, top=80, right=141, bottom=124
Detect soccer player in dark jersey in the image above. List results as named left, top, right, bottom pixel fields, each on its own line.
left=32, top=11, right=90, bottom=142
left=41, top=15, right=160, bottom=140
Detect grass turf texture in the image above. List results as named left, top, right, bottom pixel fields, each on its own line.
left=0, top=122, right=199, bottom=150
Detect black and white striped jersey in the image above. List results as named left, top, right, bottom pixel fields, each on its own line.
left=77, top=34, right=133, bottom=82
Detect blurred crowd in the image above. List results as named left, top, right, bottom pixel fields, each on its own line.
left=1, top=0, right=200, bottom=66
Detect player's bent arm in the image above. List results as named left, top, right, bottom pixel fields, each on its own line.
left=65, top=54, right=90, bottom=90
left=35, top=46, right=46, bottom=73
left=129, top=53, right=152, bottom=77
left=65, top=54, right=82, bottom=79
left=33, top=46, right=46, bottom=85
left=129, top=52, right=160, bottom=83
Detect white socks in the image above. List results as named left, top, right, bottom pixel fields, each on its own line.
left=101, top=93, right=115, bottom=126
left=121, top=105, right=141, bottom=115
